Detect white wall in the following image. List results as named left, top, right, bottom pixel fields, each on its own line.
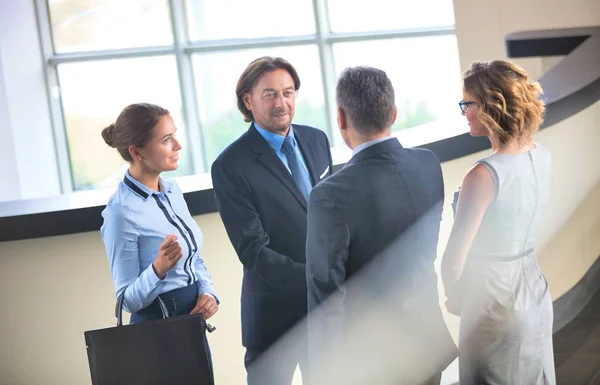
left=453, top=0, right=600, bottom=72
left=0, top=0, right=60, bottom=201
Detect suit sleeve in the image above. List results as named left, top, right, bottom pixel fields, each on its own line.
left=305, top=183, right=349, bottom=376
left=211, top=159, right=305, bottom=290
left=324, top=131, right=334, bottom=177
left=193, top=252, right=219, bottom=303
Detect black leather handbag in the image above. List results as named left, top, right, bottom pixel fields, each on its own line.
left=84, top=292, right=216, bottom=385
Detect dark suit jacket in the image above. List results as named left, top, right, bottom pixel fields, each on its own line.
left=306, top=138, right=457, bottom=383
left=211, top=123, right=333, bottom=349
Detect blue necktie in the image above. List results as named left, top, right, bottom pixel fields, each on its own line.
left=281, top=136, right=312, bottom=200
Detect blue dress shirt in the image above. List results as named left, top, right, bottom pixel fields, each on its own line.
left=254, top=123, right=311, bottom=178
left=101, top=171, right=218, bottom=313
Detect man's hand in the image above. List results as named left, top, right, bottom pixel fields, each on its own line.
left=190, top=293, right=219, bottom=319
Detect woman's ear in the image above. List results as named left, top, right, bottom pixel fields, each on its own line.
left=129, top=146, right=142, bottom=161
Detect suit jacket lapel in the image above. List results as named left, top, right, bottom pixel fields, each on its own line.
left=293, top=126, right=320, bottom=187
left=247, top=124, right=308, bottom=210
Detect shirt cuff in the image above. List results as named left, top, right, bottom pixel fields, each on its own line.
left=198, top=286, right=220, bottom=305
left=140, top=263, right=167, bottom=289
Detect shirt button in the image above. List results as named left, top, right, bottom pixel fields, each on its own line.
left=171, top=214, right=175, bottom=219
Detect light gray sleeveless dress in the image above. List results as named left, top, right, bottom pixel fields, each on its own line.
left=453, top=144, right=556, bottom=385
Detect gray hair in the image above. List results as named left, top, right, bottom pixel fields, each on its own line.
left=336, top=66, right=396, bottom=135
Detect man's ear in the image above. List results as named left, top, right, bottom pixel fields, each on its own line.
left=391, top=106, right=397, bottom=126
left=243, top=93, right=252, bottom=111
left=337, top=107, right=348, bottom=131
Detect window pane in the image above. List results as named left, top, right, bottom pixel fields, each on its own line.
left=185, top=0, right=316, bottom=41
left=57, top=56, right=192, bottom=190
left=327, top=0, right=455, bottom=33
left=48, top=0, right=173, bottom=53
left=332, top=36, right=462, bottom=136
left=192, top=45, right=326, bottom=166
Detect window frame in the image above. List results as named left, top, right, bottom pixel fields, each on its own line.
left=35, top=0, right=456, bottom=193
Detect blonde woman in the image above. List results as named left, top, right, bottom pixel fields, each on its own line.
left=441, top=61, right=555, bottom=384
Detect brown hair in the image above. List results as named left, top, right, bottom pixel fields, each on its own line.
left=101, top=103, right=170, bottom=161
left=463, top=60, right=545, bottom=145
left=235, top=56, right=301, bottom=122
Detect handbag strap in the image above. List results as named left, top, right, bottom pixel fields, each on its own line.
left=115, top=290, right=169, bottom=327
left=114, top=288, right=217, bottom=333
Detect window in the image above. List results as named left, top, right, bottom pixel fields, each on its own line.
left=185, top=0, right=316, bottom=40
left=326, top=0, right=455, bottom=33
left=48, top=0, right=173, bottom=52
left=57, top=56, right=189, bottom=189
left=38, top=0, right=460, bottom=192
left=332, top=35, right=462, bottom=134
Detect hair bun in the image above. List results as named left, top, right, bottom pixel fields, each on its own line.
left=101, top=123, right=116, bottom=147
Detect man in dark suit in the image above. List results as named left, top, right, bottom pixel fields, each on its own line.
left=211, top=56, right=333, bottom=385
left=305, top=66, right=457, bottom=385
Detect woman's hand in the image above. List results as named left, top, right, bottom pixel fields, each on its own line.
left=445, top=295, right=462, bottom=317
left=190, top=293, right=219, bottom=319
left=152, top=235, right=182, bottom=279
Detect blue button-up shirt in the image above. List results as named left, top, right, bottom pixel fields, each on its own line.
left=255, top=123, right=310, bottom=177
left=101, top=171, right=218, bottom=313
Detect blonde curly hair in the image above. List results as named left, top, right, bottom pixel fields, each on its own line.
left=463, top=60, right=545, bottom=146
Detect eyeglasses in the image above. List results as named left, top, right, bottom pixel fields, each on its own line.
left=458, top=101, right=477, bottom=113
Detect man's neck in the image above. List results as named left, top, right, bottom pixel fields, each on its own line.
left=350, top=130, right=391, bottom=149
left=254, top=121, right=290, bottom=137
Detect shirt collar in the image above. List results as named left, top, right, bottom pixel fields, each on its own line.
left=352, top=136, right=393, bottom=157
left=123, top=170, right=172, bottom=200
left=254, top=122, right=296, bottom=152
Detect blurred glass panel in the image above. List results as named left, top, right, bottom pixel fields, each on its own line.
left=333, top=35, right=462, bottom=136
left=185, top=0, right=316, bottom=41
left=57, top=56, right=192, bottom=190
left=192, top=45, right=326, bottom=166
left=327, top=0, right=455, bottom=33
left=48, top=0, right=173, bottom=53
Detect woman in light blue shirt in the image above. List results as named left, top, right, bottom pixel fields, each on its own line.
left=100, top=103, right=218, bottom=324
